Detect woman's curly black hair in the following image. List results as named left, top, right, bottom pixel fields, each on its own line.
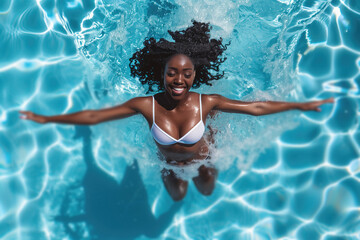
left=129, top=20, right=230, bottom=92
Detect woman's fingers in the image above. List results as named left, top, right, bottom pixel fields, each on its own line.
left=322, top=97, right=334, bottom=104
left=317, top=98, right=334, bottom=108
left=18, top=111, right=44, bottom=123
left=19, top=111, right=30, bottom=119
left=311, top=98, right=334, bottom=111
left=19, top=111, right=28, bottom=116
left=301, top=98, right=334, bottom=111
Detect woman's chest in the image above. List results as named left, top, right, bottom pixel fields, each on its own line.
left=154, top=108, right=203, bottom=139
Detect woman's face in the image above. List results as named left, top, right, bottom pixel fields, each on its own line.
left=163, top=54, right=196, bottom=100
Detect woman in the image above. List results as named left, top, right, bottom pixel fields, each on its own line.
left=20, top=21, right=333, bottom=201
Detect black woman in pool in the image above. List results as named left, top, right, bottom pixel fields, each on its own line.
left=20, top=21, right=334, bottom=201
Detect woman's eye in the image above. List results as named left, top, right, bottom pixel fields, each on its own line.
left=167, top=72, right=175, bottom=77
left=185, top=74, right=191, bottom=78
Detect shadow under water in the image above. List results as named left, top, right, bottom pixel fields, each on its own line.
left=54, top=126, right=181, bottom=240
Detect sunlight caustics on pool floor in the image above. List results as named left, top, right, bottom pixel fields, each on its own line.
left=0, top=0, right=360, bottom=239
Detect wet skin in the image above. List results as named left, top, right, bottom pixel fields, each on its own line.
left=153, top=54, right=210, bottom=163
left=19, top=54, right=334, bottom=201
left=154, top=54, right=217, bottom=201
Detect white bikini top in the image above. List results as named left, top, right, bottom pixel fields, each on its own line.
left=151, top=94, right=205, bottom=145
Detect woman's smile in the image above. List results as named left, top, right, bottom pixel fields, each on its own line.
left=164, top=54, right=196, bottom=99
left=171, top=86, right=186, bottom=95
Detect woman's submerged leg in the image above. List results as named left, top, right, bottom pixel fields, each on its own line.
left=161, top=123, right=218, bottom=200
left=192, top=165, right=218, bottom=196
left=161, top=169, right=188, bottom=201
left=192, top=122, right=218, bottom=196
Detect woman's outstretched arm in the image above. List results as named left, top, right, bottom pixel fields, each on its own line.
left=206, top=94, right=334, bottom=116
left=19, top=97, right=151, bottom=125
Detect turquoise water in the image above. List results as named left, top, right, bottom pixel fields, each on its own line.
left=1, top=0, right=360, bottom=239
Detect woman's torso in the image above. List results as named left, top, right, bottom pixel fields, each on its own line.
left=139, top=92, right=211, bottom=164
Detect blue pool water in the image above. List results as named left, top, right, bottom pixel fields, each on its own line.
left=1, top=0, right=360, bottom=239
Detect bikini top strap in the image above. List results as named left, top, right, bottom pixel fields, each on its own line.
left=152, top=96, right=155, bottom=123
left=199, top=94, right=202, bottom=121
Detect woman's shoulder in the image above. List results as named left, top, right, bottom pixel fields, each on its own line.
left=122, top=96, right=153, bottom=117
left=198, top=93, right=227, bottom=109
left=196, top=93, right=223, bottom=101
left=192, top=92, right=221, bottom=96
left=130, top=95, right=153, bottom=102
left=125, top=95, right=153, bottom=109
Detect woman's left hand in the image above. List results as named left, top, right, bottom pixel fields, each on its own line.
left=299, top=98, right=334, bottom=112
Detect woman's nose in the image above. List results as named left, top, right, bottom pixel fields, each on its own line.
left=174, top=74, right=184, bottom=84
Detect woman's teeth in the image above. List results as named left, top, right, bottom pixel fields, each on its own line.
left=172, top=87, right=185, bottom=94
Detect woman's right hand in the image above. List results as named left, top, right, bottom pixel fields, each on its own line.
left=298, top=98, right=334, bottom=112
left=19, top=111, right=47, bottom=124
